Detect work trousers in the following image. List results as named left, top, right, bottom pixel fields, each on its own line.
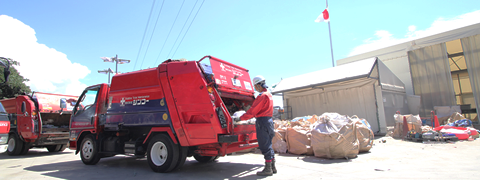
left=255, top=116, right=275, bottom=160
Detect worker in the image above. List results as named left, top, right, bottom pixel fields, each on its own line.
left=238, top=75, right=276, bottom=176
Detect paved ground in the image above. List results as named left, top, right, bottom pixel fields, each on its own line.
left=1, top=137, right=479, bottom=180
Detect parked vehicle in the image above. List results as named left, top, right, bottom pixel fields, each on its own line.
left=0, top=102, right=9, bottom=152
left=69, top=56, right=259, bottom=172
left=273, top=106, right=284, bottom=120
left=0, top=57, right=12, bottom=152
left=1, top=92, right=78, bottom=155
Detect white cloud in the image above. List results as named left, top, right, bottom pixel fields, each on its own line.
left=0, top=15, right=90, bottom=96
left=348, top=10, right=480, bottom=56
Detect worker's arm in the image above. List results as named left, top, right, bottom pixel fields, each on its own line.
left=240, top=94, right=266, bottom=120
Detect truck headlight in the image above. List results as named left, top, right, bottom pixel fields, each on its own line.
left=69, top=130, right=78, bottom=141
left=0, top=135, right=8, bottom=144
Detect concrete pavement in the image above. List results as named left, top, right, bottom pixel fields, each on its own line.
left=1, top=137, right=479, bottom=179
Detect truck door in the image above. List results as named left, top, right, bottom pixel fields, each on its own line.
left=16, top=97, right=35, bottom=139
left=71, top=86, right=101, bottom=129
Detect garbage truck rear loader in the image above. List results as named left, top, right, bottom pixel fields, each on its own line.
left=69, top=56, right=258, bottom=172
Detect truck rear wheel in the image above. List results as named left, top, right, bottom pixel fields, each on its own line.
left=58, top=144, right=67, bottom=152
left=47, top=145, right=60, bottom=152
left=171, top=146, right=188, bottom=171
left=147, top=134, right=179, bottom=173
left=193, top=154, right=219, bottom=163
left=19, top=142, right=30, bottom=155
left=47, top=144, right=67, bottom=152
left=7, top=134, right=24, bottom=156
left=80, top=135, right=101, bottom=165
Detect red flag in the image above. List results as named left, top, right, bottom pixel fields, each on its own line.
left=315, top=8, right=329, bottom=22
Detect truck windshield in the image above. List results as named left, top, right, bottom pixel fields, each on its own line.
left=0, top=102, right=7, bottom=121
left=0, top=102, right=6, bottom=114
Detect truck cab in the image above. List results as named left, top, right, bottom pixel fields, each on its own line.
left=69, top=56, right=259, bottom=172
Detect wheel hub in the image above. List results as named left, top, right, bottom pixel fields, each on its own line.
left=82, top=140, right=93, bottom=159
left=7, top=137, right=14, bottom=152
left=151, top=141, right=168, bottom=166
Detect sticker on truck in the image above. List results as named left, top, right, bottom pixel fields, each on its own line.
left=209, top=58, right=253, bottom=93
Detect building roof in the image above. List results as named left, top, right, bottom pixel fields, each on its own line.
left=272, top=57, right=378, bottom=94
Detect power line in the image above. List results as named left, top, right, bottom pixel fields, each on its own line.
left=153, top=0, right=186, bottom=66
left=165, top=0, right=199, bottom=60
left=139, top=0, right=165, bottom=70
left=171, top=0, right=205, bottom=59
left=133, top=0, right=156, bottom=70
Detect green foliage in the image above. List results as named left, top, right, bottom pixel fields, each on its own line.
left=0, top=58, right=32, bottom=99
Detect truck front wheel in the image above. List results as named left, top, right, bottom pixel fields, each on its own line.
left=147, top=134, right=179, bottom=173
left=80, top=135, right=101, bottom=165
left=6, top=134, right=24, bottom=156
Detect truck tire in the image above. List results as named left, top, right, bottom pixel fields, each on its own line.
left=47, top=145, right=67, bottom=152
left=46, top=145, right=60, bottom=152
left=80, top=135, right=101, bottom=165
left=58, top=144, right=67, bottom=152
left=171, top=146, right=188, bottom=171
left=6, top=134, right=24, bottom=156
left=193, top=154, right=219, bottom=163
left=147, top=134, right=179, bottom=173
left=19, top=142, right=30, bottom=155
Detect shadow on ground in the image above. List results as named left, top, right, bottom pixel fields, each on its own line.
left=24, top=155, right=270, bottom=180
left=0, top=149, right=72, bottom=160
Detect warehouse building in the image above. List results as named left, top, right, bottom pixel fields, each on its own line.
left=273, top=23, right=480, bottom=133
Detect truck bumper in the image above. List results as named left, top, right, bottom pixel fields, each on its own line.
left=0, top=144, right=6, bottom=152
left=0, top=134, right=8, bottom=152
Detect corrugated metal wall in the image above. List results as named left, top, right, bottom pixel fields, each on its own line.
left=408, top=43, right=456, bottom=117
left=462, top=34, right=480, bottom=115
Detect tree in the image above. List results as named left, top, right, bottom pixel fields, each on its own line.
left=0, top=57, right=31, bottom=99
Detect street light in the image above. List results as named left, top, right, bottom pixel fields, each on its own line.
left=100, top=54, right=131, bottom=74
left=98, top=68, right=114, bottom=84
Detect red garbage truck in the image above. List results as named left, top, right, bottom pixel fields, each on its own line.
left=1, top=92, right=78, bottom=155
left=69, top=56, right=258, bottom=172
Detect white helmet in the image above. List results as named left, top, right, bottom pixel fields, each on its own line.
left=253, top=75, right=265, bottom=85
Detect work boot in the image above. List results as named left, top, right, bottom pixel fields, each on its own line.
left=272, top=159, right=277, bottom=174
left=256, top=162, right=273, bottom=176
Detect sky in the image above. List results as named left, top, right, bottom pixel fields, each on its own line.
left=0, top=0, right=479, bottom=107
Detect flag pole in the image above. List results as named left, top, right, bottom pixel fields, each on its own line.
left=328, top=21, right=334, bottom=67
left=326, top=0, right=334, bottom=67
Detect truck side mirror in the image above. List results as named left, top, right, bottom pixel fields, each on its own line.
left=21, top=101, right=26, bottom=113
left=60, top=98, right=67, bottom=109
